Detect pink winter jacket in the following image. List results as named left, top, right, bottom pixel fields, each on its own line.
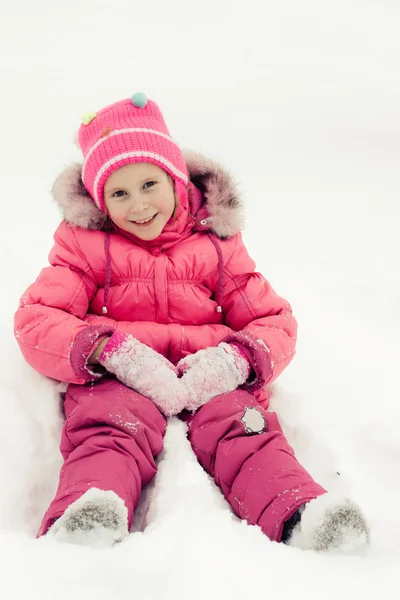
left=14, top=152, right=297, bottom=408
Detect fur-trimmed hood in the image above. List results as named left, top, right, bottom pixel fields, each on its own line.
left=52, top=151, right=244, bottom=239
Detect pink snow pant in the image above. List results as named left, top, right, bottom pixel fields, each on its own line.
left=37, top=378, right=326, bottom=542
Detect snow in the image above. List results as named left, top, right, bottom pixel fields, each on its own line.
left=1, top=0, right=400, bottom=598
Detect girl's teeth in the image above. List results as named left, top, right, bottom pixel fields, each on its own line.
left=134, top=215, right=154, bottom=224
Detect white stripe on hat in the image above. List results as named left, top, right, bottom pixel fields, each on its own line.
left=82, top=128, right=175, bottom=181
left=93, top=151, right=189, bottom=208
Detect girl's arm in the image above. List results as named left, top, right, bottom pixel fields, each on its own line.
left=14, top=223, right=169, bottom=383
left=218, top=233, right=298, bottom=391
left=14, top=224, right=114, bottom=383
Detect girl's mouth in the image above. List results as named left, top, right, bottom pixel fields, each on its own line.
left=130, top=213, right=158, bottom=226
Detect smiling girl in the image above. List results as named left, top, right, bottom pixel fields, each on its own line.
left=14, top=93, right=369, bottom=552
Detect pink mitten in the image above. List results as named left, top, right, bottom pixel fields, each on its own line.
left=99, top=332, right=186, bottom=417
left=177, top=343, right=251, bottom=412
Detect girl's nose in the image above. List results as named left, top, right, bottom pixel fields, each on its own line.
left=129, top=195, right=148, bottom=213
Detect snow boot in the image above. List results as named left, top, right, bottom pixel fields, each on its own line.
left=47, top=488, right=129, bottom=547
left=284, top=493, right=370, bottom=554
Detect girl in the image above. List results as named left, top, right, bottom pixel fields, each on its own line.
left=14, top=93, right=369, bottom=552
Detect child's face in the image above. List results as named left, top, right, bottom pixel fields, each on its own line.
left=104, top=163, right=176, bottom=240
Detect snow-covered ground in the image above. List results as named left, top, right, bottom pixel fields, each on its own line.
left=1, top=1, right=399, bottom=598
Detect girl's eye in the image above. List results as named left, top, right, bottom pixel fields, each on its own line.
left=143, top=180, right=157, bottom=190
left=112, top=190, right=126, bottom=198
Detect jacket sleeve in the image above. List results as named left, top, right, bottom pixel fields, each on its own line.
left=219, top=233, right=297, bottom=391
left=14, top=223, right=117, bottom=384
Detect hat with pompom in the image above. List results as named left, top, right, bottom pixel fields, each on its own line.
left=77, top=93, right=189, bottom=211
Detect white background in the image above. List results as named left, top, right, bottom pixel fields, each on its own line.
left=0, top=1, right=399, bottom=598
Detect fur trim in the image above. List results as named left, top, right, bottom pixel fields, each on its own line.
left=184, top=151, right=244, bottom=238
left=52, top=151, right=244, bottom=238
left=52, top=163, right=106, bottom=230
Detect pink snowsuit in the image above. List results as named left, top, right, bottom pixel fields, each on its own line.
left=14, top=152, right=325, bottom=542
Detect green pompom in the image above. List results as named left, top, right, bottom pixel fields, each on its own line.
left=131, top=92, right=148, bottom=108
left=82, top=111, right=96, bottom=125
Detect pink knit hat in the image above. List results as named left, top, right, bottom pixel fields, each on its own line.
left=77, top=93, right=189, bottom=211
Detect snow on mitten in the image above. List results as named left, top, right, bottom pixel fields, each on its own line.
left=99, top=332, right=186, bottom=417
left=177, top=343, right=251, bottom=412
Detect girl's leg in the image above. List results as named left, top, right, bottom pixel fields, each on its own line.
left=186, top=389, right=326, bottom=543
left=37, top=378, right=166, bottom=538
left=187, top=389, right=369, bottom=552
